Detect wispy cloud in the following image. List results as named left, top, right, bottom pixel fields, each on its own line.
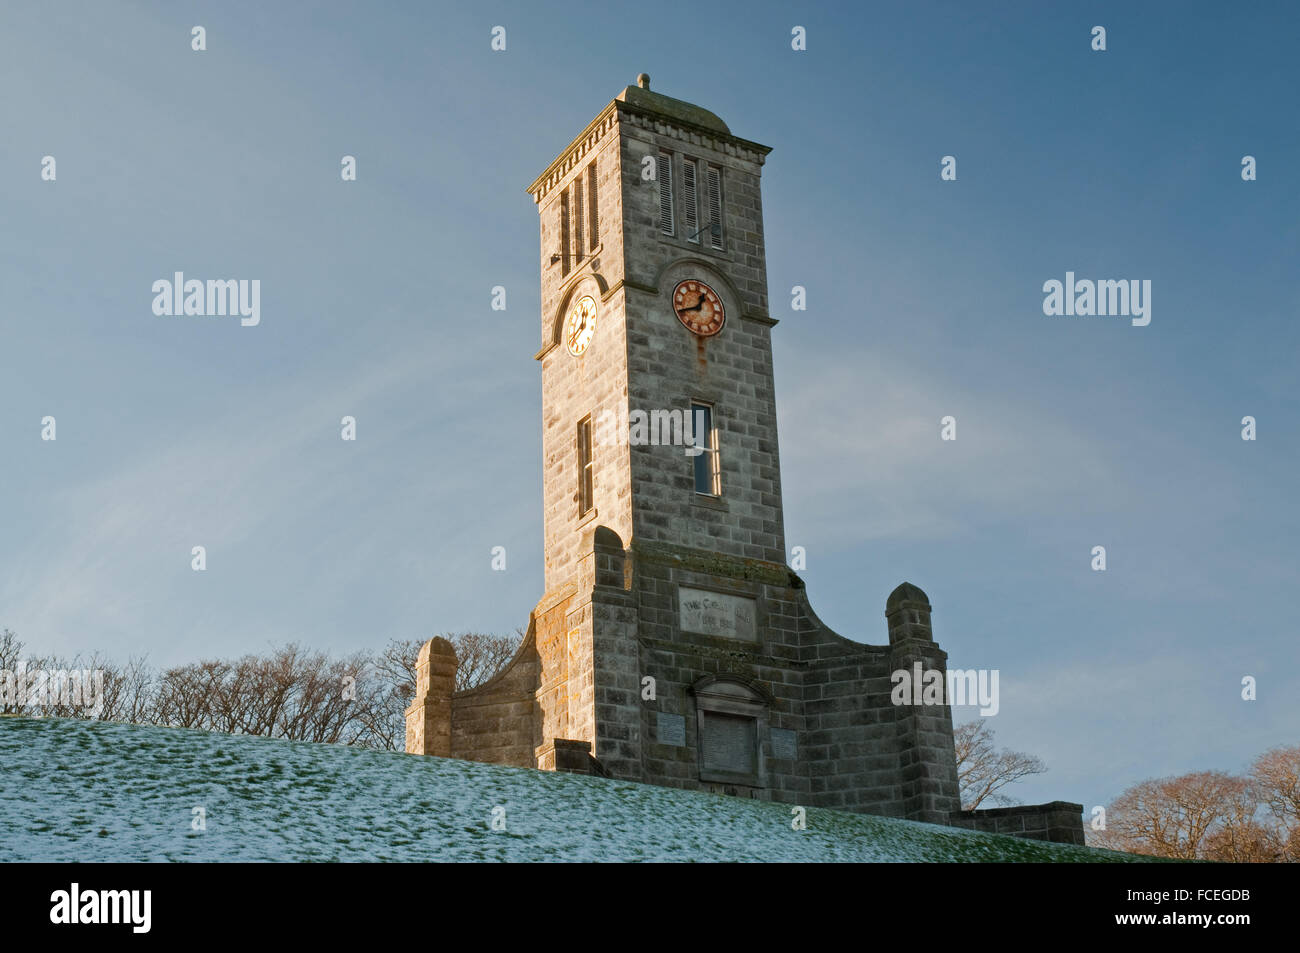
left=779, top=348, right=1120, bottom=547
left=1, top=346, right=455, bottom=660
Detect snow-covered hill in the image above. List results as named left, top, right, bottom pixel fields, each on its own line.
left=0, top=716, right=1138, bottom=862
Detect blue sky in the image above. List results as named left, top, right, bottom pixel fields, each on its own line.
left=2, top=0, right=1296, bottom=809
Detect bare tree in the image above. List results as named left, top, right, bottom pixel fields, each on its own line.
left=370, top=637, right=425, bottom=750
left=449, top=630, right=524, bottom=691
left=1, top=626, right=507, bottom=753
left=1203, top=816, right=1276, bottom=862
left=0, top=633, right=117, bottom=722
left=155, top=660, right=226, bottom=730
left=365, top=631, right=526, bottom=750
left=0, top=629, right=22, bottom=688
left=103, top=655, right=157, bottom=724
left=953, top=719, right=1047, bottom=810
left=281, top=648, right=371, bottom=744
left=1094, top=771, right=1259, bottom=860
left=1, top=629, right=27, bottom=716
left=1250, top=745, right=1300, bottom=862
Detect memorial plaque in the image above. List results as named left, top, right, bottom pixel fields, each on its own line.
left=770, top=728, right=797, bottom=761
left=656, top=712, right=686, bottom=747
left=678, top=587, right=757, bottom=641
left=701, top=712, right=757, bottom=774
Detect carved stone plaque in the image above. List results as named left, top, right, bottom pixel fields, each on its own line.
left=770, top=727, right=797, bottom=761
left=656, top=712, right=686, bottom=747
left=701, top=712, right=757, bottom=774
left=678, top=587, right=757, bottom=641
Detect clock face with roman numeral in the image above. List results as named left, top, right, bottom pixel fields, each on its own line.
left=564, top=294, right=597, bottom=356
left=672, top=280, right=725, bottom=337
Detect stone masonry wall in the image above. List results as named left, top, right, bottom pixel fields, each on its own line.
left=409, top=533, right=1079, bottom=843
left=617, top=106, right=785, bottom=567
left=617, top=108, right=771, bottom=318
left=632, top=543, right=806, bottom=804
left=532, top=94, right=783, bottom=594
left=535, top=110, right=631, bottom=595
left=404, top=637, right=455, bottom=757
left=950, top=802, right=1087, bottom=845
left=448, top=628, right=539, bottom=768
left=623, top=541, right=961, bottom=822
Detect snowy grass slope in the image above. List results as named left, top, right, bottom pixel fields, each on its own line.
left=0, top=716, right=1141, bottom=862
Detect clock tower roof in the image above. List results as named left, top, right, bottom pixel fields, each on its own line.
left=614, top=74, right=731, bottom=135
left=526, top=74, right=770, bottom=203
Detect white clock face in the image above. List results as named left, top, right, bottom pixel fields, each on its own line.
left=564, top=294, right=597, bottom=356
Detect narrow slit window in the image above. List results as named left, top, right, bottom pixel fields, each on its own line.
left=706, top=166, right=723, bottom=249
left=586, top=160, right=599, bottom=250
left=559, top=188, right=571, bottom=277
left=691, top=402, right=720, bottom=496
left=683, top=160, right=699, bottom=242
left=658, top=152, right=674, bottom=236
left=577, top=415, right=594, bottom=516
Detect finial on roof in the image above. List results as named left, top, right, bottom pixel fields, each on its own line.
left=637, top=73, right=650, bottom=89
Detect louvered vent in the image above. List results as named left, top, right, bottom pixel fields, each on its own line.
left=559, top=188, right=571, bottom=276
left=706, top=166, right=723, bottom=249
left=587, top=161, right=599, bottom=250
left=658, top=152, right=674, bottom=235
left=683, top=160, right=698, bottom=242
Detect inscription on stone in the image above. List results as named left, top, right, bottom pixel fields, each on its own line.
left=656, top=712, right=686, bottom=747
left=770, top=727, right=797, bottom=760
left=701, top=712, right=757, bottom=774
left=678, top=587, right=757, bottom=641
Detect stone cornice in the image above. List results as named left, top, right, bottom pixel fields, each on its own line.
left=527, top=103, right=620, bottom=205
left=629, top=538, right=797, bottom=588
left=605, top=277, right=657, bottom=299
left=638, top=630, right=804, bottom=668
left=526, top=100, right=772, bottom=206
left=616, top=104, right=772, bottom=166
left=532, top=581, right=578, bottom=616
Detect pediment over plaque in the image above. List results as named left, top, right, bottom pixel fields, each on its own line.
left=678, top=586, right=757, bottom=641
left=690, top=674, right=771, bottom=713
left=692, top=674, right=769, bottom=787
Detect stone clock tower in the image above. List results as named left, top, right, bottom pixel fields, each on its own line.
left=406, top=75, right=1084, bottom=843
left=524, top=72, right=793, bottom=782
left=530, top=73, right=782, bottom=591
